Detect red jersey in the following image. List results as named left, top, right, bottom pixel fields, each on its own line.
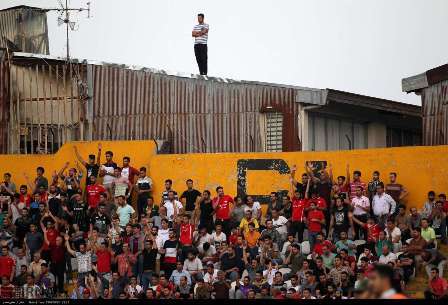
left=430, top=277, right=448, bottom=297
left=0, top=256, right=15, bottom=278
left=213, top=195, right=233, bottom=220
left=442, top=200, right=448, bottom=214
left=364, top=223, right=381, bottom=243
left=0, top=284, right=14, bottom=299
left=307, top=209, right=324, bottom=232
left=313, top=240, right=333, bottom=255
left=179, top=223, right=194, bottom=245
left=19, top=194, right=31, bottom=208
left=291, top=197, right=307, bottom=222
left=96, top=249, right=112, bottom=273
left=307, top=197, right=326, bottom=210
left=87, top=184, right=106, bottom=209
left=39, top=192, right=48, bottom=203
left=229, top=233, right=238, bottom=245
left=349, top=181, right=367, bottom=200
left=42, top=228, right=59, bottom=250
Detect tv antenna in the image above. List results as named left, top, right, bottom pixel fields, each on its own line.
left=46, top=0, right=91, bottom=60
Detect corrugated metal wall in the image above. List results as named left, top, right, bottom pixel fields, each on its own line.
left=0, top=54, right=9, bottom=153
left=7, top=58, right=84, bottom=154
left=3, top=57, right=305, bottom=154
left=90, top=65, right=302, bottom=153
left=421, top=79, right=448, bottom=145
left=0, top=7, right=49, bottom=54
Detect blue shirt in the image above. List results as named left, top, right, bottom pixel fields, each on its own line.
left=169, top=269, right=192, bottom=286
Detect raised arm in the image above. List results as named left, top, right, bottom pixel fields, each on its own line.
left=96, top=143, right=102, bottom=166
left=346, top=164, right=351, bottom=185
left=73, top=146, right=87, bottom=167
left=304, top=177, right=311, bottom=200
left=58, top=162, right=70, bottom=179
left=23, top=173, right=35, bottom=193
left=328, top=163, right=335, bottom=185
left=64, top=234, right=76, bottom=256
left=306, top=162, right=320, bottom=183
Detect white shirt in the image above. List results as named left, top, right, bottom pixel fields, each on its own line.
left=272, top=216, right=288, bottom=235
left=157, top=229, right=170, bottom=248
left=203, top=269, right=219, bottom=283
left=211, top=231, right=227, bottom=247
left=100, top=164, right=115, bottom=185
left=183, top=257, right=203, bottom=273
left=116, top=204, right=135, bottom=227
left=245, top=202, right=261, bottom=217
left=379, top=252, right=397, bottom=264
left=351, top=195, right=370, bottom=216
left=263, top=268, right=278, bottom=285
left=372, top=193, right=396, bottom=216
left=76, top=251, right=92, bottom=273
left=164, top=200, right=183, bottom=220
left=385, top=227, right=401, bottom=243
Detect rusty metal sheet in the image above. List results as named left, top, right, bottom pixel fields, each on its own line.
left=421, top=80, right=448, bottom=145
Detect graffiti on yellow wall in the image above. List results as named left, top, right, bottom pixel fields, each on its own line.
left=0, top=140, right=447, bottom=211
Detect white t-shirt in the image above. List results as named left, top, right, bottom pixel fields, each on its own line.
left=351, top=196, right=370, bottom=216
left=245, top=202, right=261, bottom=217
left=211, top=231, right=227, bottom=247
left=385, top=227, right=401, bottom=243
left=101, top=164, right=116, bottom=186
left=157, top=229, right=170, bottom=248
left=379, top=252, right=397, bottom=264
left=272, top=216, right=288, bottom=235
left=203, top=269, right=219, bottom=283
left=164, top=200, right=183, bottom=220
left=263, top=268, right=278, bottom=285
left=116, top=204, right=135, bottom=227
left=75, top=251, right=92, bottom=273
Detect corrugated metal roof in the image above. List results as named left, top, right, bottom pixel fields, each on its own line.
left=11, top=51, right=325, bottom=104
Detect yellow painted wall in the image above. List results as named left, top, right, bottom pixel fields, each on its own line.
left=1, top=141, right=447, bottom=211
left=0, top=140, right=158, bottom=189
left=149, top=145, right=448, bottom=210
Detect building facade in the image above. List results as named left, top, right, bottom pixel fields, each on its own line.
left=0, top=52, right=421, bottom=154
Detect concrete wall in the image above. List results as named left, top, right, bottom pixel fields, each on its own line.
left=149, top=145, right=448, bottom=209
left=0, top=140, right=447, bottom=210
left=0, top=140, right=158, bottom=189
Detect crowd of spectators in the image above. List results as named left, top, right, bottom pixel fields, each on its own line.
left=0, top=143, right=446, bottom=300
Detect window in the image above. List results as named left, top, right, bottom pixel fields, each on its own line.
left=264, top=112, right=283, bottom=152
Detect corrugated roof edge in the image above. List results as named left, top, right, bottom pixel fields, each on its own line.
left=402, top=63, right=448, bottom=93
left=326, top=88, right=421, bottom=116
left=11, top=51, right=322, bottom=92
left=0, top=5, right=44, bottom=12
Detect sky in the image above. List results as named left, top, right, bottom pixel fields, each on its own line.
left=2, top=0, right=448, bottom=105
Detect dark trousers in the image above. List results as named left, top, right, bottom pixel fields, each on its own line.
left=290, top=221, right=306, bottom=243
left=353, top=214, right=368, bottom=240
left=194, top=44, right=208, bottom=75
left=51, top=260, right=66, bottom=293
left=163, top=262, right=176, bottom=279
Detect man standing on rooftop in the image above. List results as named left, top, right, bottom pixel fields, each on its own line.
left=192, top=13, right=209, bottom=75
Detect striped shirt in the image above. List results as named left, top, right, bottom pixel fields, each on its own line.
left=193, top=23, right=209, bottom=44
